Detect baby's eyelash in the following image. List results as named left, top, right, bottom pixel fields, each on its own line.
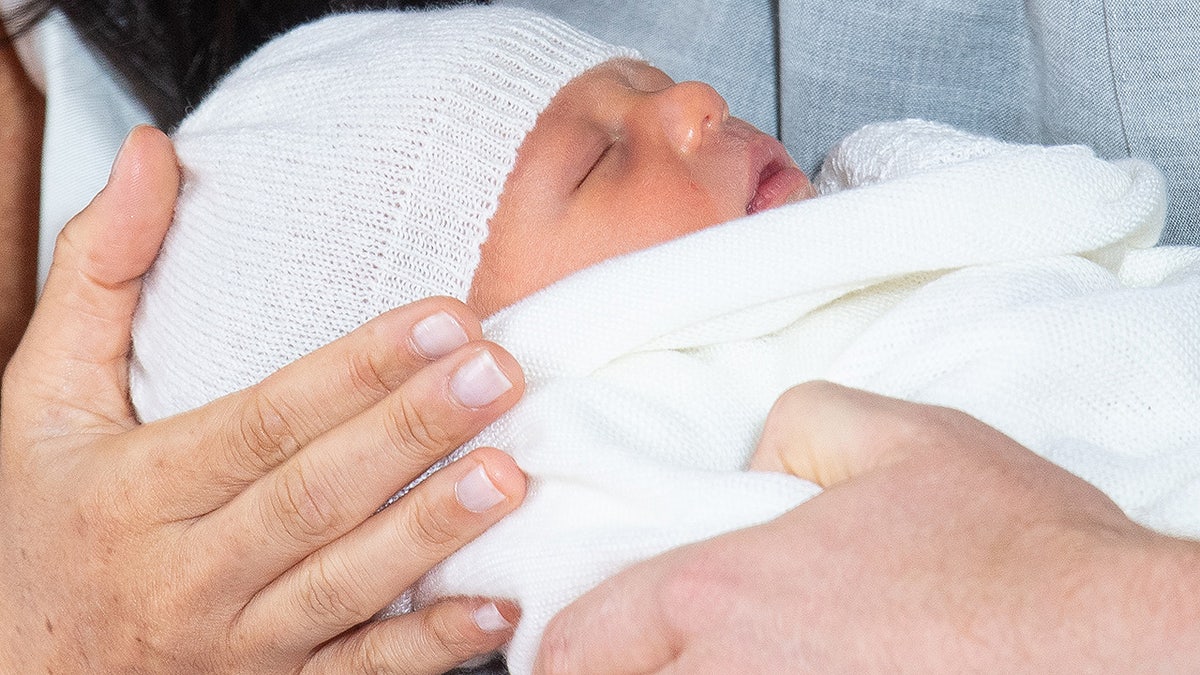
left=576, top=140, right=614, bottom=190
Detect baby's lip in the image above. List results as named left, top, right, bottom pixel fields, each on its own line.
left=744, top=132, right=814, bottom=215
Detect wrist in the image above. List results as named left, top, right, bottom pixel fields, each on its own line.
left=1071, top=526, right=1200, bottom=669
left=974, top=520, right=1200, bottom=671
left=1131, top=532, right=1200, bottom=666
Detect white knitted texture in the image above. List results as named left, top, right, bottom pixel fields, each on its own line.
left=412, top=121, right=1200, bottom=674
left=130, top=7, right=636, bottom=419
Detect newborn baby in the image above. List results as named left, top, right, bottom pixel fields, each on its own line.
left=130, top=6, right=1200, bottom=675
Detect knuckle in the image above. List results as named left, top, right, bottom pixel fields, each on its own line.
left=52, top=225, right=111, bottom=289
left=229, top=603, right=288, bottom=669
left=766, top=388, right=803, bottom=424
left=876, top=403, right=958, bottom=452
left=777, top=381, right=823, bottom=408
left=769, top=381, right=843, bottom=428
left=659, top=552, right=740, bottom=632
left=297, top=557, right=364, bottom=629
left=419, top=604, right=482, bottom=661
left=384, top=395, right=457, bottom=461
left=233, top=392, right=303, bottom=474
left=268, top=462, right=344, bottom=545
left=50, top=226, right=81, bottom=270
left=343, top=630, right=398, bottom=675
left=780, top=380, right=840, bottom=408
left=926, top=404, right=977, bottom=431
left=344, top=346, right=399, bottom=401
left=661, top=558, right=720, bottom=609
left=345, top=622, right=450, bottom=675
left=764, top=386, right=811, bottom=431
left=401, top=492, right=463, bottom=555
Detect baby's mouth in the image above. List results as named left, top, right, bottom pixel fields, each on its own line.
left=745, top=135, right=814, bottom=215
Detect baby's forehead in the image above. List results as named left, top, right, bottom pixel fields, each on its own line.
left=557, top=58, right=673, bottom=102
left=521, top=58, right=672, bottom=147
left=586, top=58, right=665, bottom=85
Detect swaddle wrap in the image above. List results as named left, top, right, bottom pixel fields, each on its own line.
left=413, top=120, right=1200, bottom=673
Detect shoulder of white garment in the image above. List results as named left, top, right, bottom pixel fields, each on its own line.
left=7, top=8, right=154, bottom=288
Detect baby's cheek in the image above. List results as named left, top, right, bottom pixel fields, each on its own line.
left=473, top=177, right=734, bottom=316
left=638, top=178, right=739, bottom=241
left=468, top=221, right=616, bottom=316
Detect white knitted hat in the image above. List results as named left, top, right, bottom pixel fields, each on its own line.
left=130, top=6, right=637, bottom=421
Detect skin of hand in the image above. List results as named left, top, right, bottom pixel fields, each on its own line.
left=0, top=16, right=43, bottom=372
left=534, top=381, right=1200, bottom=673
left=0, top=126, right=530, bottom=673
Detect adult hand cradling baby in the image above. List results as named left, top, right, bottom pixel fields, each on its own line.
left=0, top=128, right=527, bottom=672
left=536, top=382, right=1200, bottom=672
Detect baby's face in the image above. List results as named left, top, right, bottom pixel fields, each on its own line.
left=468, top=59, right=816, bottom=315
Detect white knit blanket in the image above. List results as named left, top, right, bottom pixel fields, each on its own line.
left=408, top=120, right=1200, bottom=674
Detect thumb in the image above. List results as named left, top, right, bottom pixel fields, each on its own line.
left=8, top=125, right=179, bottom=430
left=749, top=381, right=947, bottom=488
left=534, top=554, right=679, bottom=675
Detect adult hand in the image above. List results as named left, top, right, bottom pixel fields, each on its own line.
left=0, top=126, right=528, bottom=673
left=536, top=381, right=1200, bottom=673
left=0, top=14, right=44, bottom=369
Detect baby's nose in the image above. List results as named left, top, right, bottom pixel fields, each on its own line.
left=654, top=81, right=730, bottom=154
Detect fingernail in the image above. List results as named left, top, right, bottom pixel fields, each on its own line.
left=411, top=311, right=469, bottom=359
left=473, top=601, right=513, bottom=633
left=109, top=126, right=138, bottom=181
left=456, top=464, right=506, bottom=513
left=450, top=351, right=512, bottom=408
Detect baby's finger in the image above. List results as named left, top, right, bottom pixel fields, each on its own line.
left=301, top=598, right=518, bottom=675
left=242, top=447, right=525, bottom=649
left=198, top=342, right=524, bottom=589
left=134, top=297, right=482, bottom=515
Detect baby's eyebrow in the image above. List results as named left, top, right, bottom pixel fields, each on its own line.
left=605, top=58, right=660, bottom=91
